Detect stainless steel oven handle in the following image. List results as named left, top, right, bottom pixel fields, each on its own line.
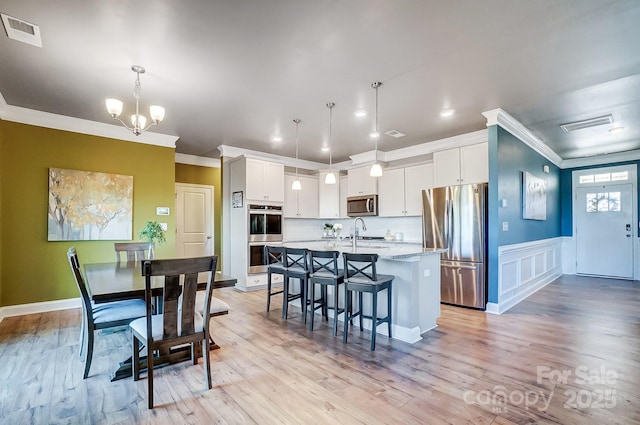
left=249, top=210, right=283, bottom=215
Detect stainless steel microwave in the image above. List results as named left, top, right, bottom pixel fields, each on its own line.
left=347, top=195, right=378, bottom=217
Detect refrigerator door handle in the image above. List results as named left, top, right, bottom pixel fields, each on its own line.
left=441, top=262, right=478, bottom=270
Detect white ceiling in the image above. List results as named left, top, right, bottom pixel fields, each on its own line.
left=0, top=0, right=639, bottom=163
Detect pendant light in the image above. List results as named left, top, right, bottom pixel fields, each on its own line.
left=325, top=102, right=337, bottom=184
left=292, top=119, right=302, bottom=191
left=370, top=81, right=383, bottom=177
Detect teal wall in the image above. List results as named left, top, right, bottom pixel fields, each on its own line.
left=487, top=126, right=562, bottom=304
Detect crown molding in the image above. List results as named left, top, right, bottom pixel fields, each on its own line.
left=0, top=94, right=177, bottom=148
left=384, top=130, right=488, bottom=162
left=217, top=144, right=330, bottom=170
left=560, top=149, right=640, bottom=169
left=482, top=108, right=562, bottom=167
left=175, top=153, right=220, bottom=168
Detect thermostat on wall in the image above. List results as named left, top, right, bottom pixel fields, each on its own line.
left=156, top=207, right=170, bottom=216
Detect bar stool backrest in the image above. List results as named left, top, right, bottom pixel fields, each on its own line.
left=343, top=253, right=379, bottom=282
left=265, top=246, right=286, bottom=270
left=285, top=247, right=309, bottom=273
left=309, top=250, right=340, bottom=277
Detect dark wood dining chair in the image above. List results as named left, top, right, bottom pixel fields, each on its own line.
left=342, top=252, right=394, bottom=351
left=130, top=256, right=218, bottom=409
left=67, top=247, right=146, bottom=379
left=114, top=242, right=152, bottom=265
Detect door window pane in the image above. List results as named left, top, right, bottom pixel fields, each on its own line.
left=586, top=192, right=622, bottom=212
left=611, top=172, right=628, bottom=181
left=608, top=192, right=621, bottom=212
left=597, top=193, right=609, bottom=211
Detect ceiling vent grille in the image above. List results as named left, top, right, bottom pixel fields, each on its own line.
left=1, top=13, right=42, bottom=48
left=385, top=129, right=406, bottom=138
left=560, top=114, right=613, bottom=132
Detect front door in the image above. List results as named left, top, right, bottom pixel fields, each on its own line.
left=175, top=184, right=214, bottom=257
left=575, top=183, right=633, bottom=278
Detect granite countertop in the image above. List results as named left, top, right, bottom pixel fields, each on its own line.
left=283, top=239, right=446, bottom=260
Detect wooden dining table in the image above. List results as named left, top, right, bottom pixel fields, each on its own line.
left=84, top=261, right=237, bottom=381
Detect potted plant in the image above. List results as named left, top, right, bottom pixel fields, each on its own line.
left=138, top=220, right=166, bottom=258
left=323, top=223, right=333, bottom=238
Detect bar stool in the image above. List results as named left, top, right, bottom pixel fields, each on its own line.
left=342, top=253, right=393, bottom=351
left=308, top=250, right=344, bottom=336
left=265, top=245, right=287, bottom=316
left=283, top=247, right=310, bottom=322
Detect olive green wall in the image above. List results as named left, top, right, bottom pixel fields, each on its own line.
left=0, top=121, right=176, bottom=306
left=175, top=163, right=222, bottom=267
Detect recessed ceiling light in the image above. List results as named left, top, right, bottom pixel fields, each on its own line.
left=609, top=126, right=625, bottom=134
left=354, top=109, right=367, bottom=117
left=271, top=136, right=282, bottom=142
left=369, top=131, right=380, bottom=139
left=440, top=109, right=455, bottom=118
left=321, top=146, right=330, bottom=152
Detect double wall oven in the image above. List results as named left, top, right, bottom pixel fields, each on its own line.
left=247, top=204, right=283, bottom=274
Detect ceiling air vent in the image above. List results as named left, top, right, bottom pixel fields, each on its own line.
left=1, top=13, right=42, bottom=48
left=385, top=129, right=406, bottom=138
left=560, top=114, right=613, bottom=132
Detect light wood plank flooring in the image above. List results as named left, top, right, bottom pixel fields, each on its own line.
left=0, top=274, right=638, bottom=424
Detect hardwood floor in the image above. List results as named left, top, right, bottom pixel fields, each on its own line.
left=0, top=274, right=638, bottom=424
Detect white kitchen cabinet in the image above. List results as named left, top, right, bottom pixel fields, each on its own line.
left=433, top=143, right=488, bottom=188
left=284, top=174, right=318, bottom=218
left=245, top=158, right=285, bottom=202
left=339, top=175, right=349, bottom=218
left=347, top=166, right=378, bottom=196
left=378, top=163, right=433, bottom=217
left=318, top=171, right=340, bottom=219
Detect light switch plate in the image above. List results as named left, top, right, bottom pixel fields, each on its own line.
left=502, top=221, right=509, bottom=231
left=159, top=222, right=168, bottom=231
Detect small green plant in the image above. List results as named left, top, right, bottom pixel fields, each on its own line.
left=324, top=223, right=333, bottom=230
left=138, top=220, right=166, bottom=245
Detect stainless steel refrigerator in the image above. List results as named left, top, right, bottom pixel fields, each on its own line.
left=422, top=183, right=487, bottom=309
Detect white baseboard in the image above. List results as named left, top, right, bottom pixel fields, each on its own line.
left=0, top=298, right=81, bottom=323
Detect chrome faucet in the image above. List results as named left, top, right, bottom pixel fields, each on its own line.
left=352, top=217, right=367, bottom=250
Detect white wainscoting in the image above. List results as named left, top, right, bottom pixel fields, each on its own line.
left=486, top=237, right=563, bottom=314
left=0, top=298, right=81, bottom=323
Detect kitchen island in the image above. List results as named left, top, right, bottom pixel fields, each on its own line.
left=284, top=239, right=445, bottom=344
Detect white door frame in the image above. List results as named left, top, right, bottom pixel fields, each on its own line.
left=572, top=164, right=637, bottom=279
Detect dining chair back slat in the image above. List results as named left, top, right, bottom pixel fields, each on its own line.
left=115, top=242, right=152, bottom=265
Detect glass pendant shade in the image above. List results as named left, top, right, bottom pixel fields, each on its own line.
left=106, top=98, right=123, bottom=117
left=325, top=172, right=336, bottom=185
left=370, top=162, right=383, bottom=177
left=131, top=114, right=147, bottom=129
left=292, top=179, right=302, bottom=191
left=149, top=105, right=165, bottom=123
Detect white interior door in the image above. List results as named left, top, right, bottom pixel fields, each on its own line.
left=176, top=184, right=213, bottom=258
left=575, top=183, right=633, bottom=278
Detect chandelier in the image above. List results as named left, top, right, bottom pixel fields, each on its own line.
left=105, top=65, right=165, bottom=136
